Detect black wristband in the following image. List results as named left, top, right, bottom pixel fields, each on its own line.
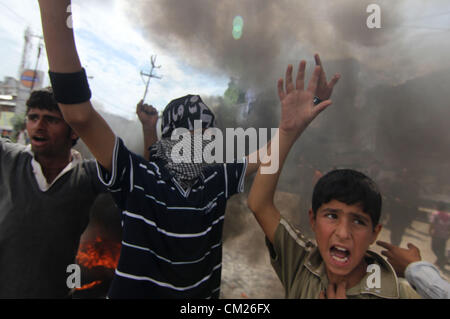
left=48, top=68, right=92, bottom=104
left=313, top=96, right=322, bottom=106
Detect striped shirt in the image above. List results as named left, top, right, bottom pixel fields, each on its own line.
left=96, top=137, right=247, bottom=298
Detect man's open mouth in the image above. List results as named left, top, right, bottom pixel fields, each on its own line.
left=32, top=136, right=49, bottom=144
left=330, top=245, right=351, bottom=264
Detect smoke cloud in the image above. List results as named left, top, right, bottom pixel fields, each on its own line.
left=124, top=0, right=450, bottom=161
left=82, top=0, right=450, bottom=274
left=124, top=0, right=450, bottom=86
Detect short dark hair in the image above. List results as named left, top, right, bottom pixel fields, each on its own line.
left=311, top=169, right=382, bottom=228
left=26, top=87, right=78, bottom=146
left=26, top=87, right=61, bottom=114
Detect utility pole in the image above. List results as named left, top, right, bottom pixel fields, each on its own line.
left=30, top=38, right=43, bottom=92
left=18, top=28, right=43, bottom=86
left=16, top=28, right=44, bottom=115
left=140, top=55, right=162, bottom=102
left=18, top=27, right=31, bottom=79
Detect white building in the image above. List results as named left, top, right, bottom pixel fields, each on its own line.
left=0, top=77, right=19, bottom=137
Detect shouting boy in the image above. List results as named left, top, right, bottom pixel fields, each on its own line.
left=247, top=60, right=420, bottom=299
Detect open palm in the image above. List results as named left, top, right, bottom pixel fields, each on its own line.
left=278, top=61, right=332, bottom=137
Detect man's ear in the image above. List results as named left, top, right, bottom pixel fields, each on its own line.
left=309, top=209, right=316, bottom=232
left=68, top=127, right=79, bottom=147
left=370, top=224, right=383, bottom=244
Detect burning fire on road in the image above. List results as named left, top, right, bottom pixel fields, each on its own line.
left=73, top=236, right=121, bottom=298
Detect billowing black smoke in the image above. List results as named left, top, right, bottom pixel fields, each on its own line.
left=78, top=0, right=450, bottom=274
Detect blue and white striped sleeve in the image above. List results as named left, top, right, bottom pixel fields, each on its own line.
left=95, top=136, right=134, bottom=204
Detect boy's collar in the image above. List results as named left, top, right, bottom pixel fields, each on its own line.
left=304, top=248, right=400, bottom=299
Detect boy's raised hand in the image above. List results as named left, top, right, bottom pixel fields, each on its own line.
left=248, top=58, right=337, bottom=244
left=277, top=61, right=333, bottom=139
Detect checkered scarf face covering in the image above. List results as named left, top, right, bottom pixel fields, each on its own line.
left=150, top=133, right=211, bottom=190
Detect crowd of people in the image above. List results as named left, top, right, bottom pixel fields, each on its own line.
left=0, top=0, right=448, bottom=299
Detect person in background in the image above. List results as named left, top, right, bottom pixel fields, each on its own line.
left=429, top=204, right=450, bottom=269
left=386, top=168, right=420, bottom=247
left=377, top=240, right=450, bottom=299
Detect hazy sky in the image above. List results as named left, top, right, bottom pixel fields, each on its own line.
left=1, top=0, right=449, bottom=120
left=0, top=0, right=229, bottom=119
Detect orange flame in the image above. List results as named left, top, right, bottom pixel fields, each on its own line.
left=75, top=280, right=102, bottom=291
left=76, top=236, right=121, bottom=269
left=74, top=236, right=121, bottom=291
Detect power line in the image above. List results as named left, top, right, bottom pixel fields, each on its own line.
left=140, top=55, right=162, bottom=102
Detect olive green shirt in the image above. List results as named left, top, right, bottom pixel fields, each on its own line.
left=266, top=216, right=421, bottom=299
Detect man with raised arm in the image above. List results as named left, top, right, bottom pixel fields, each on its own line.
left=247, top=61, right=420, bottom=299
left=38, top=0, right=299, bottom=298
